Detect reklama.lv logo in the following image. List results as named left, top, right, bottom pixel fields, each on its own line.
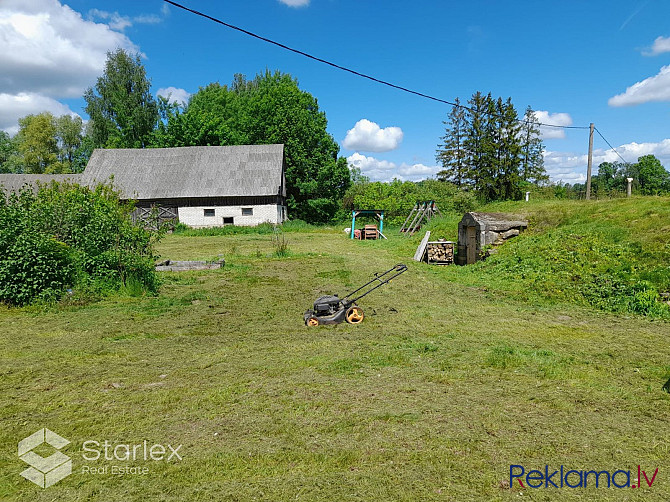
left=510, top=464, right=658, bottom=489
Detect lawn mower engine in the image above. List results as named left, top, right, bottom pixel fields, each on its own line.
left=304, top=264, right=407, bottom=327
left=305, top=295, right=355, bottom=326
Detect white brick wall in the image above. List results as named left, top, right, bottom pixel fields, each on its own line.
left=178, top=204, right=287, bottom=227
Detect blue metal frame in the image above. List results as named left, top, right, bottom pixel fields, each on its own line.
left=350, top=209, right=384, bottom=239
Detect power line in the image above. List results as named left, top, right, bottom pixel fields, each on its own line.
left=163, top=0, right=590, bottom=131
left=594, top=127, right=629, bottom=164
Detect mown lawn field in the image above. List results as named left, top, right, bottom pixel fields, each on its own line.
left=1, top=199, right=670, bottom=501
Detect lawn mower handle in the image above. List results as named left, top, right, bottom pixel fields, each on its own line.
left=341, top=263, right=408, bottom=305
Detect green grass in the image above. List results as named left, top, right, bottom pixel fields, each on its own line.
left=418, top=197, right=670, bottom=318
left=1, top=198, right=670, bottom=500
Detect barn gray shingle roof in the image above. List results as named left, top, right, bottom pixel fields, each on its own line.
left=81, top=144, right=285, bottom=200
left=0, top=174, right=81, bottom=194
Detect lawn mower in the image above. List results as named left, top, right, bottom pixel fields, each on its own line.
left=304, top=263, right=408, bottom=326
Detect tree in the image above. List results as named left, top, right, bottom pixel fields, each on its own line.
left=16, top=113, right=58, bottom=173
left=84, top=49, right=158, bottom=149
left=494, top=97, right=524, bottom=200
left=348, top=165, right=370, bottom=185
left=463, top=91, right=493, bottom=194
left=438, top=91, right=546, bottom=202
left=153, top=71, right=351, bottom=223
left=635, top=154, right=670, bottom=195
left=520, top=106, right=547, bottom=185
left=55, top=115, right=84, bottom=169
left=0, top=131, right=19, bottom=173
left=595, top=161, right=618, bottom=193
left=594, top=161, right=629, bottom=195
left=436, top=97, right=469, bottom=187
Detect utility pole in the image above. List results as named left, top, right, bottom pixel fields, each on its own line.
left=585, top=123, right=594, bottom=200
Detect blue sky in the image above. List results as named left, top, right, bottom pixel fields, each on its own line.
left=1, top=0, right=670, bottom=183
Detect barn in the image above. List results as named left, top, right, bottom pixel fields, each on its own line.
left=0, top=144, right=288, bottom=228
left=0, top=174, right=81, bottom=193
left=81, top=144, right=287, bottom=227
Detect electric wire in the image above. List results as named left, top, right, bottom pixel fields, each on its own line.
left=164, top=0, right=634, bottom=168
left=594, top=127, right=629, bottom=164
left=163, top=0, right=590, bottom=131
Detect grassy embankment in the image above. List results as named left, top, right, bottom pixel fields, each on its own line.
left=0, top=197, right=669, bottom=501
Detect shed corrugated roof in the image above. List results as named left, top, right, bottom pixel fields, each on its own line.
left=0, top=174, right=81, bottom=194
left=80, top=144, right=285, bottom=199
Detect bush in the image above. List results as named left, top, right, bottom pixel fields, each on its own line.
left=0, top=233, right=75, bottom=305
left=0, top=182, right=159, bottom=306
left=341, top=179, right=479, bottom=225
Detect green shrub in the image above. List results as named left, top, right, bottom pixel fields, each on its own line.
left=0, top=233, right=75, bottom=306
left=0, top=181, right=159, bottom=306
left=341, top=179, right=480, bottom=225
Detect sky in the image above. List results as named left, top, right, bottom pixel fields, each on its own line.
left=1, top=0, right=670, bottom=184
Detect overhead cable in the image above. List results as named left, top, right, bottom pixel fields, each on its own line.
left=163, top=0, right=590, bottom=131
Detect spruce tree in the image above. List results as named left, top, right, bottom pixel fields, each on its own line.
left=464, top=91, right=493, bottom=195
left=497, top=97, right=523, bottom=200
left=520, top=106, right=548, bottom=185
left=436, top=98, right=469, bottom=187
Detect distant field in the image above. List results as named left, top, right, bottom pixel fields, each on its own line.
left=1, top=197, right=669, bottom=501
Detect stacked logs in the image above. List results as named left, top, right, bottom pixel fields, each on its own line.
left=426, top=240, right=454, bottom=264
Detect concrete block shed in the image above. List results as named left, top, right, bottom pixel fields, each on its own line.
left=457, top=212, right=528, bottom=265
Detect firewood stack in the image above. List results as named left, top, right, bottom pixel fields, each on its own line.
left=426, top=240, right=454, bottom=264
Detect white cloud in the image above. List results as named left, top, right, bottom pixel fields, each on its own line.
left=543, top=139, right=670, bottom=183
left=643, top=36, right=670, bottom=56
left=0, top=92, right=79, bottom=134
left=88, top=9, right=132, bottom=31
left=533, top=110, right=573, bottom=139
left=0, top=0, right=144, bottom=133
left=608, top=65, right=670, bottom=106
left=342, top=119, right=403, bottom=152
left=0, top=0, right=139, bottom=98
left=157, top=87, right=191, bottom=105
left=88, top=8, right=165, bottom=32
left=347, top=153, right=440, bottom=182
left=279, top=0, right=310, bottom=6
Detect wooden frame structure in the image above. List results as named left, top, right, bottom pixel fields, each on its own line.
left=350, top=209, right=385, bottom=239
left=132, top=205, right=178, bottom=230
left=399, top=201, right=442, bottom=235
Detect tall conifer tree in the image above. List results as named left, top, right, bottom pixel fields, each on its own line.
left=520, top=106, right=548, bottom=185
left=436, top=98, right=469, bottom=187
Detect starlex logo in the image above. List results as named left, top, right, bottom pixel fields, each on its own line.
left=18, top=428, right=184, bottom=488
left=18, top=428, right=72, bottom=488
left=510, top=464, right=659, bottom=489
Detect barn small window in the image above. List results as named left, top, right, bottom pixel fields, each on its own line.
left=204, top=209, right=215, bottom=217
left=222, top=217, right=234, bottom=225
left=242, top=207, right=253, bottom=216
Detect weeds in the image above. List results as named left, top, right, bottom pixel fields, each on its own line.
left=272, top=231, right=290, bottom=257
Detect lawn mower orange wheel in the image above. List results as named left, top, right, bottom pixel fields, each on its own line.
left=306, top=317, right=320, bottom=327
left=345, top=306, right=364, bottom=324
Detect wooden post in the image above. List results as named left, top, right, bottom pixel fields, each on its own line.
left=586, top=123, right=594, bottom=200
